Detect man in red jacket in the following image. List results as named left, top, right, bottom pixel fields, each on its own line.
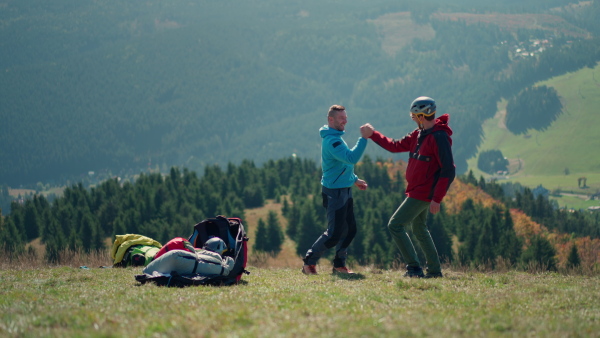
left=360, top=96, right=455, bottom=278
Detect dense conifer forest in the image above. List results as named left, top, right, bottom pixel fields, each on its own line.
left=2, top=157, right=598, bottom=270
left=2, top=0, right=600, bottom=187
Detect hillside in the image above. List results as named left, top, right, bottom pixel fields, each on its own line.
left=2, top=0, right=600, bottom=187
left=466, top=62, right=600, bottom=208
left=241, top=170, right=600, bottom=270
left=444, top=177, right=600, bottom=268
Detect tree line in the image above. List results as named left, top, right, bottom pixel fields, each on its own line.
left=1, top=157, right=316, bottom=262
left=3, top=156, right=594, bottom=271
left=462, top=171, right=600, bottom=239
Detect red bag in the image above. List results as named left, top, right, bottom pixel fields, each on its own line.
left=154, top=237, right=196, bottom=260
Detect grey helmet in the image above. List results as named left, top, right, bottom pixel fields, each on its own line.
left=203, top=237, right=228, bottom=254
left=410, top=96, right=436, bottom=116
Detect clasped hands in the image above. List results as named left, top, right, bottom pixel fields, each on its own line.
left=360, top=123, right=374, bottom=138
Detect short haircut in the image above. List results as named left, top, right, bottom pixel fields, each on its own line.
left=328, top=105, right=346, bottom=118
left=424, top=113, right=436, bottom=121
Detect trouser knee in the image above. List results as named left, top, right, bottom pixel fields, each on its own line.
left=388, top=221, right=407, bottom=236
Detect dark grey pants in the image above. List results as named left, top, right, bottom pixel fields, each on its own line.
left=304, top=186, right=356, bottom=267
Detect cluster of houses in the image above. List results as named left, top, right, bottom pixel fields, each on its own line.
left=500, top=38, right=555, bottom=59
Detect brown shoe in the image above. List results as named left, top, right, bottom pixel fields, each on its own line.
left=332, top=266, right=354, bottom=274
left=302, top=265, right=318, bottom=275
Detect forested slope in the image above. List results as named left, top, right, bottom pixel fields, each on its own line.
left=2, top=157, right=598, bottom=271
left=2, top=0, right=600, bottom=186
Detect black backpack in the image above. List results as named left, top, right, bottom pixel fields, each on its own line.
left=188, top=215, right=249, bottom=284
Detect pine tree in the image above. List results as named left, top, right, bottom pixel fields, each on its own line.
left=497, top=208, right=522, bottom=264
left=490, top=206, right=501, bottom=252
left=45, top=218, right=67, bottom=263
left=282, top=197, right=290, bottom=217
left=478, top=176, right=486, bottom=190
left=265, top=170, right=280, bottom=199
left=295, top=203, right=322, bottom=257
left=392, top=170, right=405, bottom=195
left=465, top=170, right=477, bottom=186
left=428, top=207, right=453, bottom=263
left=243, top=184, right=264, bottom=208
left=566, top=243, right=581, bottom=268
left=358, top=208, right=382, bottom=264
left=266, top=211, right=284, bottom=256
left=474, top=218, right=496, bottom=268
left=67, top=227, right=82, bottom=251
left=253, top=218, right=269, bottom=253
left=0, top=217, right=25, bottom=255
left=456, top=198, right=476, bottom=241
left=23, top=200, right=40, bottom=241
left=80, top=213, right=98, bottom=252
left=285, top=202, right=301, bottom=240
left=521, top=235, right=557, bottom=271
left=8, top=201, right=26, bottom=242
left=369, top=243, right=386, bottom=268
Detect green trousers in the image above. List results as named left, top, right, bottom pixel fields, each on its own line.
left=388, top=197, right=441, bottom=274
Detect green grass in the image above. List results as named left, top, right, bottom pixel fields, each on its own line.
left=550, top=193, right=599, bottom=211
left=1, top=266, right=599, bottom=337
left=467, top=62, right=600, bottom=208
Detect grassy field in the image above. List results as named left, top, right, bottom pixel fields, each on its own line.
left=0, top=264, right=598, bottom=337
left=3, top=200, right=599, bottom=337
left=466, top=62, right=600, bottom=209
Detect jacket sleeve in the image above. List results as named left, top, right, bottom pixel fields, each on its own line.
left=326, top=136, right=367, bottom=165
left=369, top=130, right=413, bottom=153
left=432, top=132, right=455, bottom=203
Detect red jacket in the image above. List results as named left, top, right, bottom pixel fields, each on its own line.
left=369, top=114, right=455, bottom=203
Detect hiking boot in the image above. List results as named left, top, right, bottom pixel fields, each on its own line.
left=423, top=272, right=443, bottom=279
left=302, top=265, right=318, bottom=275
left=403, top=266, right=424, bottom=278
left=332, top=266, right=355, bottom=275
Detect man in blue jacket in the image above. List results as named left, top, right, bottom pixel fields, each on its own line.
left=302, top=105, right=369, bottom=275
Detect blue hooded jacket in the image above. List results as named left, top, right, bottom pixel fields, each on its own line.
left=320, top=125, right=367, bottom=189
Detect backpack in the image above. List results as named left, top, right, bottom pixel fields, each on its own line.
left=188, top=215, right=249, bottom=284
left=153, top=237, right=196, bottom=260
left=120, top=245, right=160, bottom=267
left=110, top=234, right=162, bottom=267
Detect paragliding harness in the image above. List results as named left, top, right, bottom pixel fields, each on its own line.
left=111, top=234, right=162, bottom=268
left=135, top=270, right=227, bottom=287
left=189, top=215, right=250, bottom=284
left=120, top=245, right=160, bottom=267
left=135, top=215, right=249, bottom=287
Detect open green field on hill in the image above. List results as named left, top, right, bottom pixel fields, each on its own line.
left=0, top=266, right=598, bottom=337
left=467, top=62, right=600, bottom=209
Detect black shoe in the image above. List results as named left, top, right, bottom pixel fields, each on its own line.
left=423, top=272, right=443, bottom=279
left=403, top=266, right=424, bottom=278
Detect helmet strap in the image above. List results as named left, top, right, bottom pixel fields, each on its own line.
left=417, top=115, right=425, bottom=130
